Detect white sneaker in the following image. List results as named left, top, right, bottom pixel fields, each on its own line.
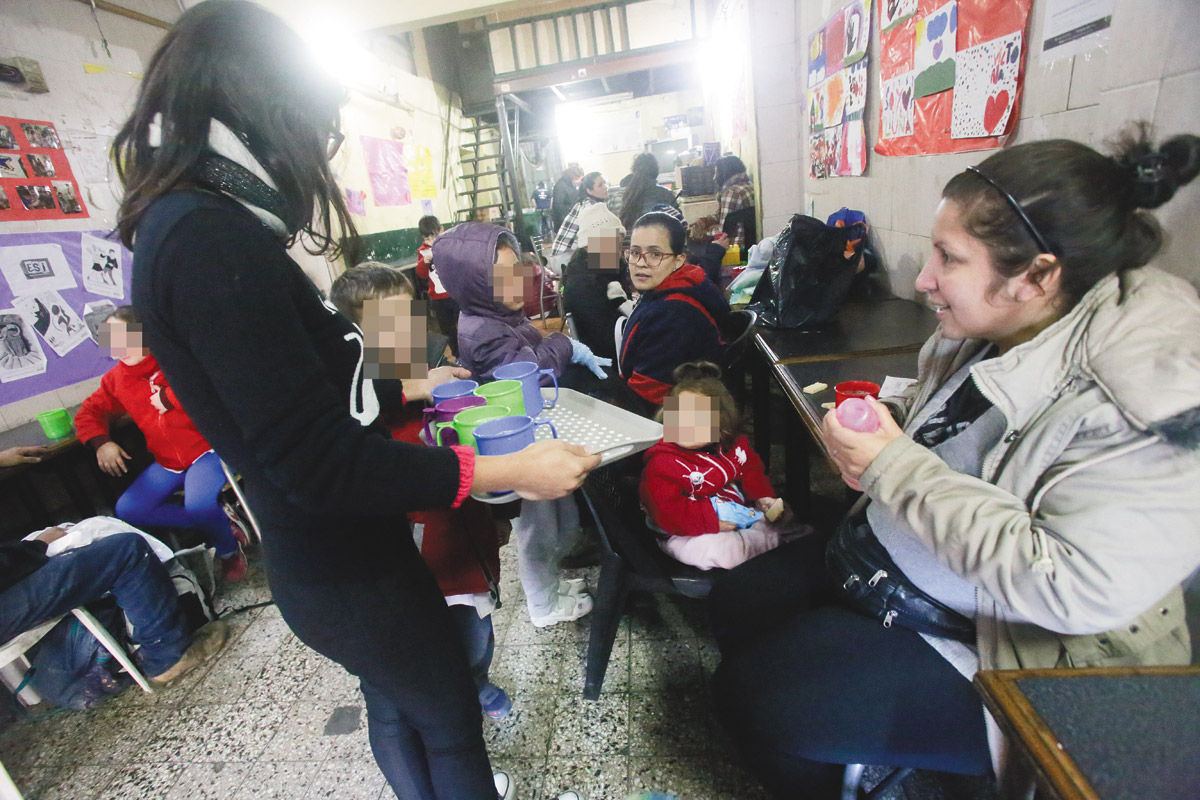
left=558, top=793, right=584, bottom=800
left=559, top=577, right=587, bottom=597
left=530, top=590, right=594, bottom=628
left=494, top=770, right=515, bottom=800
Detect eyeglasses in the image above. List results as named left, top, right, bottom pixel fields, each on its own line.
left=327, top=130, right=345, bottom=159
left=623, top=247, right=676, bottom=267
left=965, top=166, right=1054, bottom=256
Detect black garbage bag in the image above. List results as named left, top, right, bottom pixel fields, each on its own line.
left=748, top=213, right=869, bottom=328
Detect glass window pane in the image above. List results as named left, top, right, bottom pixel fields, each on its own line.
left=513, top=23, right=536, bottom=70
left=534, top=19, right=558, bottom=65
left=592, top=9, right=609, bottom=55
left=576, top=13, right=593, bottom=58
left=489, top=27, right=515, bottom=74
left=557, top=17, right=578, bottom=61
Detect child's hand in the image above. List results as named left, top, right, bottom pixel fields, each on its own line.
left=96, top=441, right=131, bottom=477
left=756, top=497, right=787, bottom=522
left=406, top=365, right=473, bottom=403
left=713, top=233, right=730, bottom=249
left=149, top=385, right=168, bottom=414
left=717, top=521, right=737, bottom=532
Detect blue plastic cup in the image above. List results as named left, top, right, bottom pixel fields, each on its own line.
left=430, top=379, right=479, bottom=405
left=493, top=360, right=558, bottom=417
left=473, top=414, right=558, bottom=457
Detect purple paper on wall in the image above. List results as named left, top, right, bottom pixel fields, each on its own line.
left=0, top=230, right=132, bottom=406
left=360, top=135, right=412, bottom=207
left=345, top=187, right=367, bottom=216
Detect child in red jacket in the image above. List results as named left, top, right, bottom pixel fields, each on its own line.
left=75, top=307, right=247, bottom=581
left=639, top=362, right=810, bottom=570
left=416, top=215, right=459, bottom=358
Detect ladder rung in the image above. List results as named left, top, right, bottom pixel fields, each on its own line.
left=460, top=155, right=501, bottom=163
left=461, top=170, right=501, bottom=180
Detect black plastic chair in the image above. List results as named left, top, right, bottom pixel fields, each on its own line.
left=578, top=464, right=716, bottom=700
left=719, top=308, right=757, bottom=407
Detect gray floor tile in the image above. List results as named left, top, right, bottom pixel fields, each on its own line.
left=629, top=639, right=704, bottom=693
left=571, top=637, right=631, bottom=695
left=232, top=760, right=324, bottom=799
left=484, top=691, right=558, bottom=757
left=628, top=690, right=713, bottom=757
left=307, top=760, right=388, bottom=800
left=630, top=754, right=771, bottom=800
left=230, top=609, right=294, bottom=658
left=548, top=694, right=629, bottom=757
left=540, top=754, right=630, bottom=800
left=12, top=763, right=118, bottom=800
left=298, top=657, right=363, bottom=705
left=183, top=655, right=269, bottom=706
left=162, top=761, right=255, bottom=800
left=135, top=702, right=286, bottom=764
left=627, top=594, right=710, bottom=641
left=491, top=642, right=571, bottom=695
left=99, top=761, right=185, bottom=800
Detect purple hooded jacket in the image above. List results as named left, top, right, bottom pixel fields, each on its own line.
left=433, top=222, right=573, bottom=383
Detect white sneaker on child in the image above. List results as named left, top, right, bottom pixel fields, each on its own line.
left=558, top=793, right=585, bottom=800
left=494, top=770, right=515, bottom=800
left=530, top=590, right=594, bottom=628
left=559, top=577, right=587, bottom=598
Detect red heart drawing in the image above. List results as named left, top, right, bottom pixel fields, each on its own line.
left=984, top=90, right=1010, bottom=134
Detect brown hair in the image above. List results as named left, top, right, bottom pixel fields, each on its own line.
left=106, top=305, right=140, bottom=326
left=688, top=215, right=721, bottom=244
left=329, top=262, right=415, bottom=323
left=662, top=361, right=741, bottom=448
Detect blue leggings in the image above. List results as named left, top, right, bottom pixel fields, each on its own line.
left=115, top=451, right=237, bottom=556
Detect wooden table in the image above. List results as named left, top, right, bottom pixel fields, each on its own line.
left=975, top=666, right=1200, bottom=800
left=750, top=296, right=937, bottom=506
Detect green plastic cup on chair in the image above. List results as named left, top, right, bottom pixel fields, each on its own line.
left=37, top=408, right=73, bottom=440
left=436, top=405, right=511, bottom=450
left=473, top=379, right=526, bottom=417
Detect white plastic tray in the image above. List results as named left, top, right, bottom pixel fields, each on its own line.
left=470, top=387, right=662, bottom=503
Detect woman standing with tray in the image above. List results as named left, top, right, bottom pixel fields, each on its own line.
left=114, top=3, right=598, bottom=799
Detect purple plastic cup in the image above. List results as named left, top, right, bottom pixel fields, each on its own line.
left=422, top=394, right=488, bottom=445
left=493, top=360, right=558, bottom=417
left=430, top=379, right=479, bottom=405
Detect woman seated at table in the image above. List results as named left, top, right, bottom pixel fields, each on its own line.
left=561, top=204, right=630, bottom=362
left=710, top=127, right=1200, bottom=798
left=616, top=212, right=729, bottom=416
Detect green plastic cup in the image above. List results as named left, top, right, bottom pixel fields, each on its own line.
left=473, top=379, right=526, bottom=417
left=37, top=408, right=73, bottom=440
left=436, top=405, right=511, bottom=450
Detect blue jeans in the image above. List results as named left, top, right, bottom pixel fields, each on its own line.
left=0, top=533, right=190, bottom=676
left=115, top=451, right=237, bottom=556
left=447, top=605, right=501, bottom=708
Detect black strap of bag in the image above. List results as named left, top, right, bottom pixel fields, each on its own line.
left=826, top=515, right=977, bottom=644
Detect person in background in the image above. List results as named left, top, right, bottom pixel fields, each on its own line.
left=561, top=204, right=630, bottom=363
left=618, top=212, right=729, bottom=415
left=685, top=215, right=731, bottom=286
left=550, top=171, right=609, bottom=258
left=416, top=214, right=459, bottom=358
left=533, top=180, right=553, bottom=241
left=618, top=153, right=678, bottom=231
left=75, top=306, right=249, bottom=582
left=114, top=3, right=597, bottom=798
left=551, top=163, right=583, bottom=232
left=711, top=129, right=1200, bottom=799
left=715, top=155, right=756, bottom=248
left=435, top=222, right=607, bottom=628
left=330, top=264, right=512, bottom=720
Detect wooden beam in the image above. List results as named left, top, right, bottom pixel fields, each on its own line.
left=71, top=0, right=172, bottom=30
left=492, top=44, right=694, bottom=94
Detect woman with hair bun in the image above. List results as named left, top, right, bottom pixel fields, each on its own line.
left=711, top=126, right=1200, bottom=798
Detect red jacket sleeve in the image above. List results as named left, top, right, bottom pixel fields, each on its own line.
left=416, top=247, right=431, bottom=282
left=734, top=436, right=776, bottom=502
left=74, top=372, right=124, bottom=448
left=639, top=453, right=721, bottom=536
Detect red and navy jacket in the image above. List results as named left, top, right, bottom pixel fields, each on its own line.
left=75, top=354, right=213, bottom=472
left=416, top=242, right=450, bottom=301
left=618, top=264, right=729, bottom=406
left=639, top=434, right=776, bottom=536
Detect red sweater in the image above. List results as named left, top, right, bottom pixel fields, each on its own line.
left=639, top=434, right=776, bottom=536
left=416, top=242, right=450, bottom=300
left=74, top=355, right=213, bottom=471
left=386, top=405, right=500, bottom=597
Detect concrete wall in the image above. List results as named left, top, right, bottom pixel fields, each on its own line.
left=750, top=0, right=1200, bottom=299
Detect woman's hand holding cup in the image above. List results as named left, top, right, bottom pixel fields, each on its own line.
left=473, top=440, right=600, bottom=500
left=820, top=396, right=903, bottom=491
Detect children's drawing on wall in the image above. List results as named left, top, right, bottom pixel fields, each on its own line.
left=0, top=125, right=17, bottom=150
left=951, top=31, right=1022, bottom=138
left=821, top=126, right=844, bottom=178
left=26, top=153, right=55, bottom=178
left=0, top=243, right=76, bottom=295
left=83, top=299, right=117, bottom=344
left=839, top=119, right=867, bottom=176
left=360, top=135, right=411, bottom=207
left=807, top=27, right=827, bottom=88
left=825, top=11, right=846, bottom=74
left=0, top=311, right=46, bottom=382
left=20, top=122, right=61, bottom=149
left=0, top=153, right=26, bottom=179
left=809, top=79, right=830, bottom=132
left=844, top=59, right=869, bottom=116
left=809, top=132, right=827, bottom=179
left=913, top=1, right=957, bottom=97
left=843, top=0, right=872, bottom=65
left=344, top=187, right=367, bottom=216
left=15, top=185, right=54, bottom=211
left=880, top=0, right=918, bottom=33
left=81, top=233, right=124, bottom=299
left=825, top=73, right=846, bottom=129
left=55, top=182, right=82, bottom=214
left=881, top=71, right=915, bottom=139
left=13, top=290, right=88, bottom=357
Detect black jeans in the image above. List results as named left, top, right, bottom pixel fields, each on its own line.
left=269, top=549, right=495, bottom=800
left=710, top=534, right=991, bottom=799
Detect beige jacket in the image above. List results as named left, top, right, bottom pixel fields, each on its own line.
left=858, top=266, right=1200, bottom=675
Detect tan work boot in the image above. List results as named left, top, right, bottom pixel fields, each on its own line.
left=149, top=619, right=230, bottom=686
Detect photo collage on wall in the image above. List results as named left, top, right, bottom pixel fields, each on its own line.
left=807, top=0, right=872, bottom=179
left=0, top=116, right=88, bottom=222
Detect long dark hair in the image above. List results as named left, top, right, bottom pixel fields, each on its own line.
left=942, top=123, right=1200, bottom=308
left=113, top=0, right=357, bottom=258
left=715, top=155, right=746, bottom=190
left=618, top=152, right=664, bottom=230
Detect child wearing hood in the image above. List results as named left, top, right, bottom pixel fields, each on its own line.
left=434, top=223, right=606, bottom=626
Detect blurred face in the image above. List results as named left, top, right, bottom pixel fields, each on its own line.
left=586, top=176, right=609, bottom=200
left=359, top=292, right=428, bottom=380
left=491, top=246, right=527, bottom=311
left=663, top=391, right=719, bottom=449
left=100, top=318, right=148, bottom=365
left=627, top=224, right=685, bottom=292
left=585, top=229, right=622, bottom=271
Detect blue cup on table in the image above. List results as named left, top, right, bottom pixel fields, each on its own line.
left=473, top=414, right=558, bottom=457
left=430, top=379, right=478, bottom=405
left=493, top=360, right=558, bottom=418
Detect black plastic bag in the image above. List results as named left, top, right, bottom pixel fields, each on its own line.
left=748, top=213, right=869, bottom=328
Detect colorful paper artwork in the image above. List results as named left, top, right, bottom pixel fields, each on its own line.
left=80, top=233, right=124, bottom=300
left=808, top=80, right=830, bottom=133
left=844, top=59, right=869, bottom=116
left=843, top=0, right=872, bottom=66
left=951, top=31, right=1022, bottom=138
left=826, top=11, right=846, bottom=74
left=880, top=0, right=918, bottom=33
left=344, top=188, right=367, bottom=216
left=0, top=309, right=46, bottom=382
left=13, top=289, right=88, bottom=357
left=0, top=117, right=86, bottom=221
left=839, top=119, right=867, bottom=176
left=881, top=71, right=915, bottom=139
left=825, top=73, right=846, bottom=129
left=807, top=28, right=827, bottom=88
left=914, top=1, right=957, bottom=98
left=360, top=136, right=411, bottom=207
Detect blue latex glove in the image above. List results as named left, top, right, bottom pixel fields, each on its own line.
left=569, top=337, right=612, bottom=379
left=710, top=498, right=764, bottom=529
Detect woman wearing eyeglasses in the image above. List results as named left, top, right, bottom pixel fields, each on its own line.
left=616, top=211, right=730, bottom=415
left=710, top=128, right=1200, bottom=798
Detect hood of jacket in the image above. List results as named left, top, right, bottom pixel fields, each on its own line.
left=640, top=263, right=726, bottom=314
left=432, top=222, right=524, bottom=324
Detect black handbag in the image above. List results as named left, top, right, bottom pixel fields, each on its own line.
left=748, top=213, right=867, bottom=328
left=826, top=515, right=977, bottom=643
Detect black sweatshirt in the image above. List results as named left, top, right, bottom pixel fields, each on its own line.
left=131, top=191, right=468, bottom=583
left=0, top=540, right=48, bottom=593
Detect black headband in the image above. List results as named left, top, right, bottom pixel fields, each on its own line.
left=966, top=166, right=1055, bottom=256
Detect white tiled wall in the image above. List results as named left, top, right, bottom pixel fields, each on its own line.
left=751, top=0, right=1200, bottom=299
